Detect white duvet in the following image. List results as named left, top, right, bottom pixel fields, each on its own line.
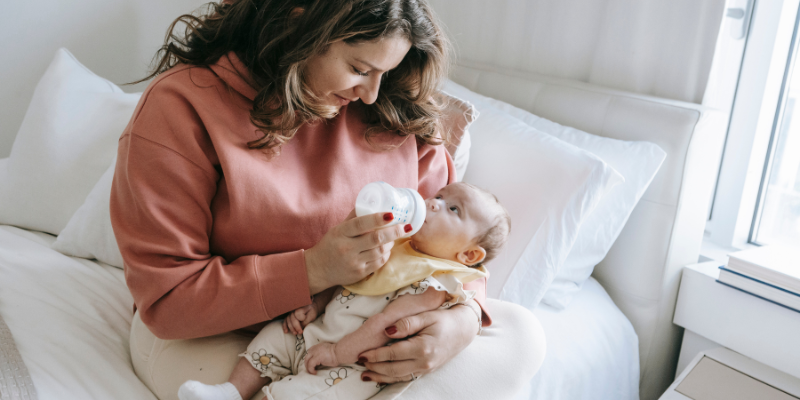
left=522, top=278, right=641, bottom=400
left=0, top=226, right=155, bottom=400
left=0, top=225, right=638, bottom=400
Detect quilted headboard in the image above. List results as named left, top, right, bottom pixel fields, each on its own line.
left=451, top=60, right=726, bottom=399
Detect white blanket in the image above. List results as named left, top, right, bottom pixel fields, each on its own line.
left=0, top=226, right=155, bottom=400
left=521, top=277, right=641, bottom=399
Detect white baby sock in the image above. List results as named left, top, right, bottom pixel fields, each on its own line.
left=177, top=380, right=242, bottom=400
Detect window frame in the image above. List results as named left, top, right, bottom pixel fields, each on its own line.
left=703, top=0, right=800, bottom=257
left=749, top=11, right=800, bottom=245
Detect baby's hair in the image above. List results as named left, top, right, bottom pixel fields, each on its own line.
left=459, top=183, right=511, bottom=267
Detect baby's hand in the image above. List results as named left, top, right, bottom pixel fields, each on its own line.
left=282, top=303, right=319, bottom=335
left=304, top=342, right=339, bottom=374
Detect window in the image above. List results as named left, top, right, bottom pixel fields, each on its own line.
left=751, top=52, right=800, bottom=246
left=703, top=0, right=800, bottom=258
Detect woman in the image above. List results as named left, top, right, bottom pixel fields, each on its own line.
left=110, top=1, right=545, bottom=399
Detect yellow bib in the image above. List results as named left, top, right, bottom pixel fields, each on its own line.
left=344, top=239, right=488, bottom=296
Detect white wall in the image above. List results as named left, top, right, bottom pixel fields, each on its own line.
left=0, top=0, right=208, bottom=157
left=429, top=0, right=726, bottom=105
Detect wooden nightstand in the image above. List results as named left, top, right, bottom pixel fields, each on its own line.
left=665, top=262, right=800, bottom=398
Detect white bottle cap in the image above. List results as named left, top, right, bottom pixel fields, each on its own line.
left=355, top=181, right=426, bottom=238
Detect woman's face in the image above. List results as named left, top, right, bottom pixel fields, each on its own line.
left=304, top=36, right=412, bottom=108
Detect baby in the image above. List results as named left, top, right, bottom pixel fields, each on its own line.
left=178, top=182, right=510, bottom=400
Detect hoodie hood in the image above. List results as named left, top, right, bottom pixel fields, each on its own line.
left=209, top=52, right=258, bottom=101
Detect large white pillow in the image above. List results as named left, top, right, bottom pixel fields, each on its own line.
left=51, top=157, right=124, bottom=268
left=460, top=99, right=624, bottom=309
left=0, top=48, right=141, bottom=235
left=444, top=80, right=666, bottom=309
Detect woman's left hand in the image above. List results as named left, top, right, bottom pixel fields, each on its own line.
left=357, top=304, right=479, bottom=383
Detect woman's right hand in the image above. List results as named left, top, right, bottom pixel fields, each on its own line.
left=304, top=211, right=409, bottom=295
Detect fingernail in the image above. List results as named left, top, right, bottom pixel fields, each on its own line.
left=362, top=375, right=372, bottom=382
left=358, top=357, right=368, bottom=365
left=404, top=224, right=412, bottom=233
left=385, top=325, right=398, bottom=335
left=383, top=212, right=394, bottom=221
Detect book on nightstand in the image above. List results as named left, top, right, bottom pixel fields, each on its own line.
left=717, top=245, right=800, bottom=313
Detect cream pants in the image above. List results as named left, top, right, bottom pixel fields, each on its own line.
left=130, top=299, right=546, bottom=400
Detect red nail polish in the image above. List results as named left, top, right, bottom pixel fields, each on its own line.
left=385, top=325, right=398, bottom=335
left=404, top=224, right=412, bottom=233
left=358, top=357, right=368, bottom=364
left=383, top=212, right=394, bottom=221
left=362, top=376, right=372, bottom=382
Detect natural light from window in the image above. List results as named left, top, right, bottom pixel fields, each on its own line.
left=753, top=31, right=800, bottom=247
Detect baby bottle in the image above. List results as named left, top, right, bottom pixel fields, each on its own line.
left=355, top=181, right=426, bottom=237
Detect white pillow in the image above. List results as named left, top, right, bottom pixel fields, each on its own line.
left=0, top=48, right=141, bottom=235
left=444, top=80, right=666, bottom=309
left=51, top=158, right=124, bottom=268
left=460, top=99, right=624, bottom=309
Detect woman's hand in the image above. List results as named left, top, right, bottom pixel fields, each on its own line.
left=356, top=302, right=480, bottom=383
left=305, top=210, right=409, bottom=295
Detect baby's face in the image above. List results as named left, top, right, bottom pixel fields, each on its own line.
left=410, top=183, right=496, bottom=263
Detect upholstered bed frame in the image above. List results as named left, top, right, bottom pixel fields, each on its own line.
left=450, top=60, right=726, bottom=399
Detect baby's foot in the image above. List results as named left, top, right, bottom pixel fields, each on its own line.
left=304, top=342, right=339, bottom=374
left=177, top=380, right=242, bottom=400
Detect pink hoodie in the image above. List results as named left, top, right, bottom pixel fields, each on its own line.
left=110, top=53, right=488, bottom=340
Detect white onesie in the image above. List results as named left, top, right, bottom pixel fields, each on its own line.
left=240, top=240, right=486, bottom=400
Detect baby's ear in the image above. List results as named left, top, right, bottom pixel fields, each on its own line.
left=457, top=245, right=486, bottom=266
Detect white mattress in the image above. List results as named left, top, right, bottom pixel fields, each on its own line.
left=0, top=225, right=638, bottom=400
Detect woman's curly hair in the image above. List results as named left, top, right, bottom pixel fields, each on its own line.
left=136, top=0, right=451, bottom=155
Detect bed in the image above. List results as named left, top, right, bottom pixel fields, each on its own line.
left=0, top=2, right=726, bottom=400
left=0, top=224, right=638, bottom=400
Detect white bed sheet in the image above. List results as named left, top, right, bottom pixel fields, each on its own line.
left=0, top=224, right=639, bottom=399
left=0, top=225, right=156, bottom=400
left=520, top=277, right=641, bottom=400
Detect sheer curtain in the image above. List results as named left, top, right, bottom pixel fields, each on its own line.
left=430, top=0, right=726, bottom=104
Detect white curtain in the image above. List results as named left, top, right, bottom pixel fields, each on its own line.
left=429, top=0, right=726, bottom=104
